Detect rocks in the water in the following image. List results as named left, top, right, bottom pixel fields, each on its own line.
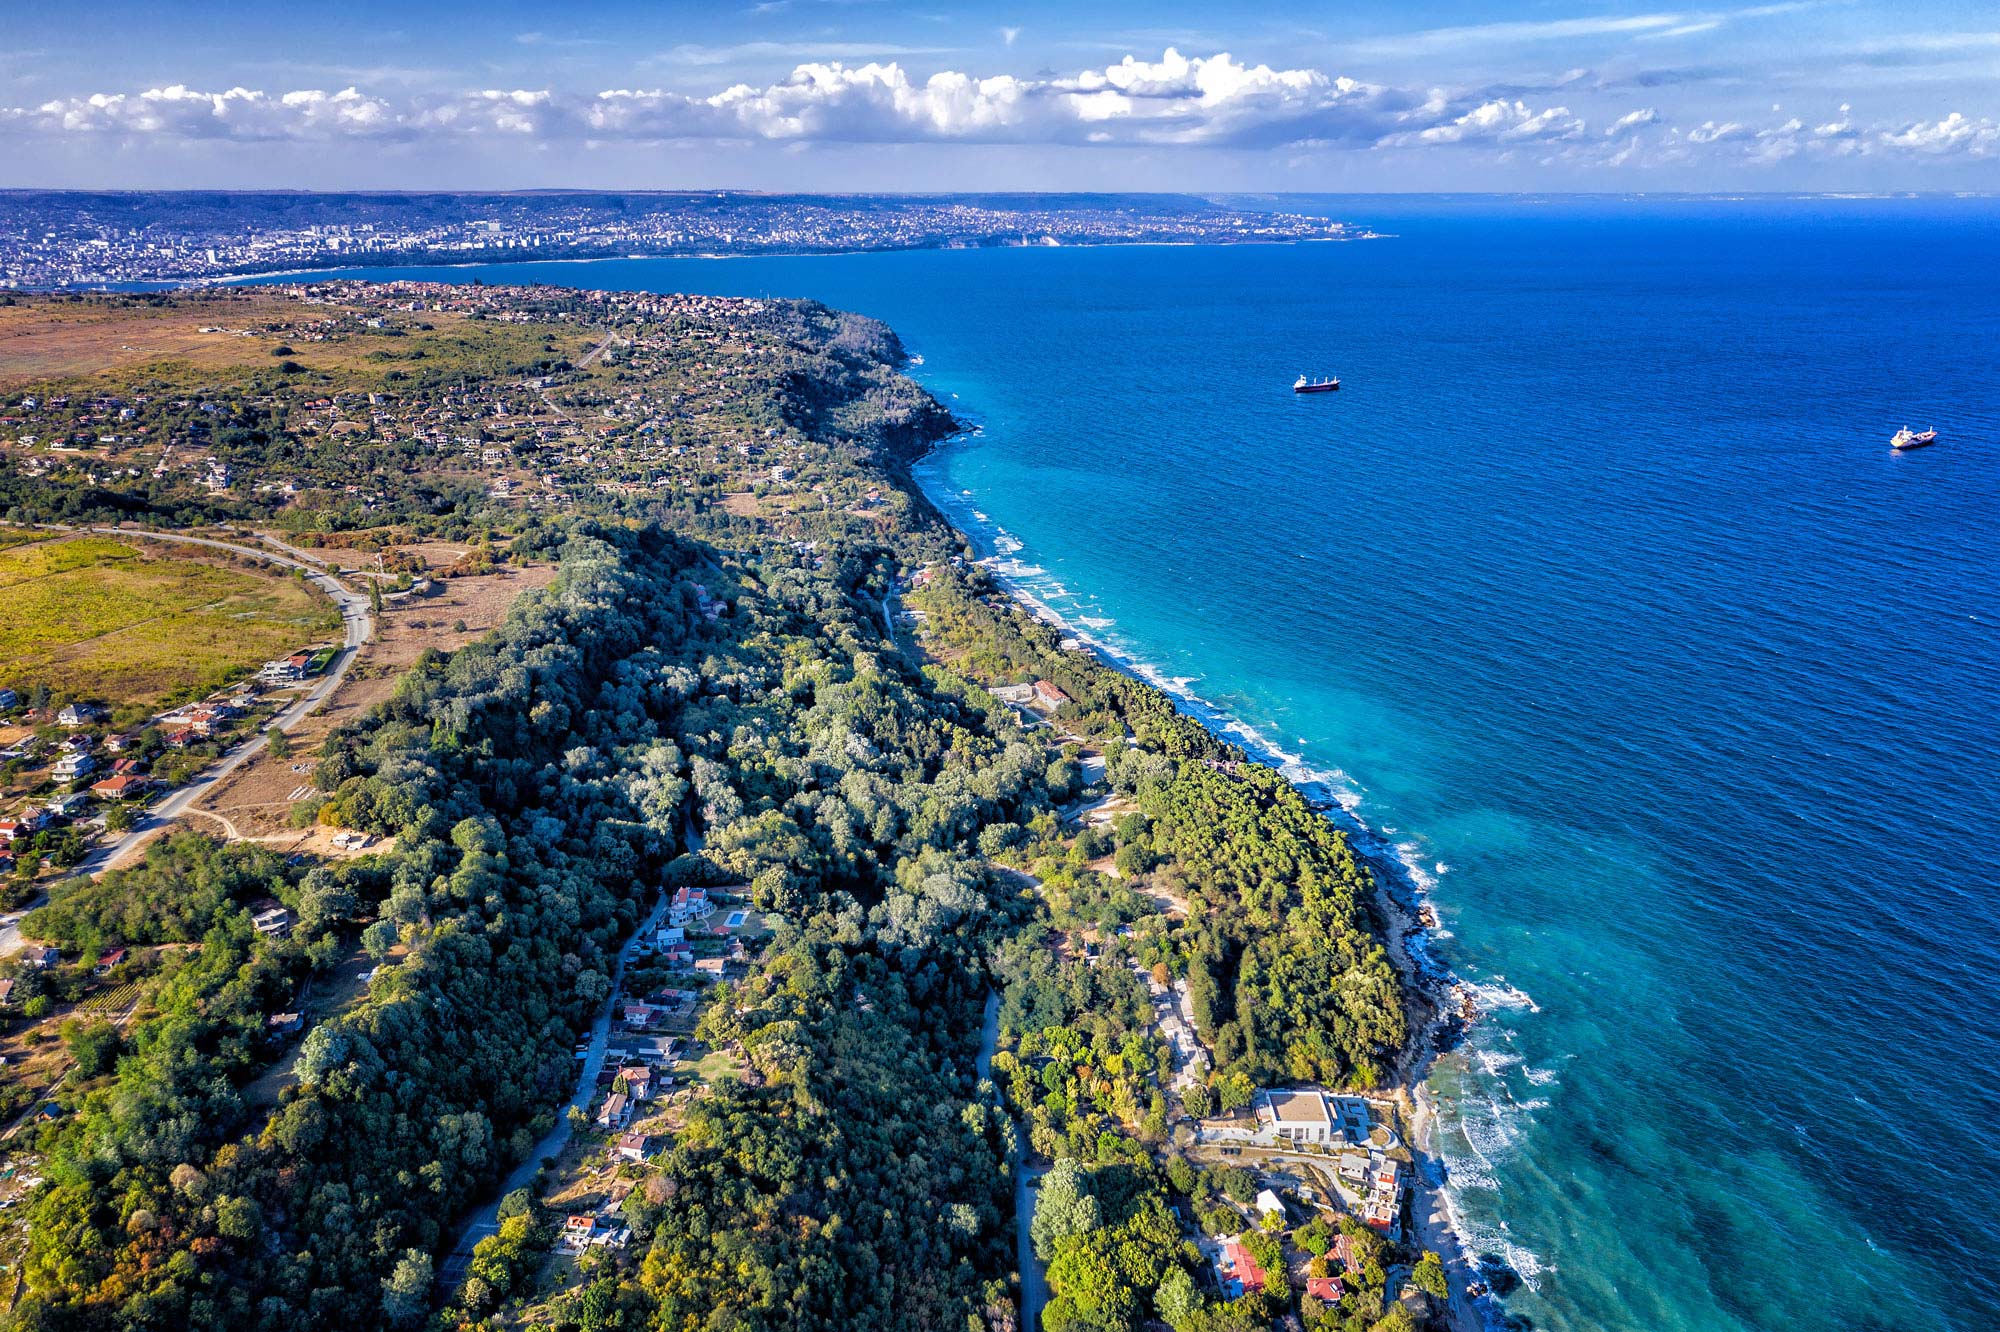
left=1476, top=1254, right=1524, bottom=1298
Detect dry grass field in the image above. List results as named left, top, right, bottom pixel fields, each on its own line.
left=0, top=290, right=598, bottom=396
left=0, top=535, right=339, bottom=710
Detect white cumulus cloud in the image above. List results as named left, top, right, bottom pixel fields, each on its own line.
left=4, top=49, right=1996, bottom=175
left=0, top=50, right=1526, bottom=152
left=28, top=85, right=400, bottom=141
left=1878, top=111, right=2000, bottom=155
left=1385, top=98, right=1586, bottom=146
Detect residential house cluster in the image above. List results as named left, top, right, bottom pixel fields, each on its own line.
left=1337, top=1151, right=1404, bottom=1236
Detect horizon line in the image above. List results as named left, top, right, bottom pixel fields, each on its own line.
left=2, top=187, right=1996, bottom=200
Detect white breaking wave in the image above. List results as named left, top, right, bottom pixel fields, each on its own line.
left=1400, top=841, right=1438, bottom=893
left=1468, top=979, right=1542, bottom=1015
left=913, top=394, right=1560, bottom=1327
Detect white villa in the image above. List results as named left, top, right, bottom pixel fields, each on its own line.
left=1199, top=1087, right=1381, bottom=1150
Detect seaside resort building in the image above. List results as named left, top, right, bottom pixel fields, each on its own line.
left=1199, top=1088, right=1380, bottom=1149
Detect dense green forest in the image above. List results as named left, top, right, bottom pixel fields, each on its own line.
left=1, top=286, right=1412, bottom=1332
left=911, top=568, right=1408, bottom=1091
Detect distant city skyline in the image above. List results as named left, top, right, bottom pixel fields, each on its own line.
left=3, top=0, right=1997, bottom=191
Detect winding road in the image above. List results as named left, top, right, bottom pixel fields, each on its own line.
left=0, top=524, right=373, bottom=957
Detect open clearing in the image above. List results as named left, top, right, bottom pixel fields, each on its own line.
left=191, top=562, right=555, bottom=837
left=0, top=290, right=597, bottom=395
left=0, top=536, right=339, bottom=710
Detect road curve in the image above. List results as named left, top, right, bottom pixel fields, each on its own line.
left=0, top=525, right=374, bottom=956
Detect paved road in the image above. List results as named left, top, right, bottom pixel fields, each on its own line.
left=574, top=328, right=617, bottom=370
left=437, top=892, right=669, bottom=1291
left=1015, top=1159, right=1050, bottom=1330
left=0, top=525, right=373, bottom=956
left=253, top=532, right=331, bottom=569
left=980, top=990, right=1050, bottom=1332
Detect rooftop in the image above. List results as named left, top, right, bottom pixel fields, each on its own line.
left=1263, top=1088, right=1333, bottom=1127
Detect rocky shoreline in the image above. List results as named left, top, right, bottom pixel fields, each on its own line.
left=904, top=375, right=1503, bottom=1332
left=966, top=547, right=1502, bottom=1332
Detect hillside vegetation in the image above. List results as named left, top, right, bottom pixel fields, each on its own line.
left=0, top=285, right=1412, bottom=1332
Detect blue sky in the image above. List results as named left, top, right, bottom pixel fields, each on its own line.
left=3, top=0, right=1996, bottom=190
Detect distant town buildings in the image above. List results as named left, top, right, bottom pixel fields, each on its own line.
left=0, top=192, right=1367, bottom=291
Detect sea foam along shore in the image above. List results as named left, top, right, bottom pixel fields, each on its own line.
left=906, top=438, right=1503, bottom=1332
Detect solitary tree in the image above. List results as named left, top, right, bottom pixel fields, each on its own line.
left=361, top=918, right=399, bottom=960
left=1156, top=1267, right=1200, bottom=1330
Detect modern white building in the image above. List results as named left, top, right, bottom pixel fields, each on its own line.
left=1199, top=1087, right=1381, bottom=1150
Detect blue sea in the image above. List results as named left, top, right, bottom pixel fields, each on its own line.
left=287, top=197, right=2000, bottom=1332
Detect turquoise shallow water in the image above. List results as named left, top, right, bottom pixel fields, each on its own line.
left=283, top=200, right=2000, bottom=1331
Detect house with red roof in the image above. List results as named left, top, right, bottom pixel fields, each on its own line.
left=0, top=814, right=45, bottom=844
left=669, top=884, right=712, bottom=925
left=1217, top=1238, right=1268, bottom=1299
left=1306, top=1275, right=1345, bottom=1302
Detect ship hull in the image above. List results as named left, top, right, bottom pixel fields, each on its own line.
left=1892, top=436, right=1937, bottom=450
left=1294, top=382, right=1340, bottom=394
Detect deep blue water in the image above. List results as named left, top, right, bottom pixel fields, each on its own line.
left=286, top=200, right=2000, bottom=1332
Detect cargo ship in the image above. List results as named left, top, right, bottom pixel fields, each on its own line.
left=1891, top=427, right=1938, bottom=451
left=1293, top=375, right=1340, bottom=393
